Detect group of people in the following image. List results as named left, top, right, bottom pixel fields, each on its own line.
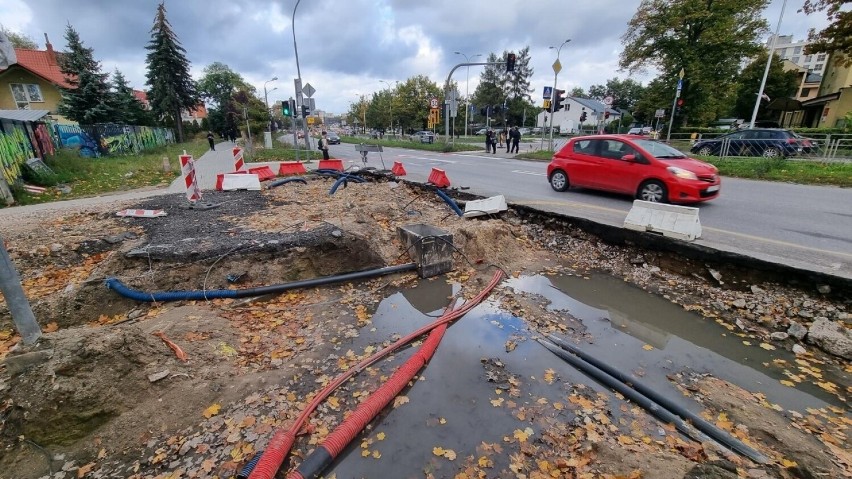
left=484, top=126, right=522, bottom=154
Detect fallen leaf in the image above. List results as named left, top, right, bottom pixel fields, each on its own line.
left=513, top=429, right=530, bottom=442
left=43, top=322, right=59, bottom=333
left=203, top=403, right=221, bottom=418
left=372, top=450, right=381, bottom=459
left=393, top=396, right=409, bottom=408
left=491, top=397, right=504, bottom=407
left=77, top=463, right=95, bottom=478
left=780, top=380, right=795, bottom=387
left=642, top=344, right=654, bottom=351
left=361, top=449, right=370, bottom=457
left=433, top=447, right=445, bottom=456
left=742, top=341, right=752, bottom=346
left=544, top=368, right=555, bottom=384
left=759, top=342, right=776, bottom=351
left=781, top=459, right=798, bottom=468
left=377, top=432, right=386, bottom=441
left=443, top=449, right=457, bottom=460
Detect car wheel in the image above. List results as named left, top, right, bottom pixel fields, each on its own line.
left=762, top=147, right=781, bottom=158
left=696, top=146, right=713, bottom=156
left=549, top=170, right=569, bottom=192
left=638, top=180, right=667, bottom=203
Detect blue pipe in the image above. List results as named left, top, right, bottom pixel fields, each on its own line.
left=434, top=188, right=463, bottom=217
left=237, top=451, right=263, bottom=479
left=105, top=263, right=418, bottom=302
left=268, top=177, right=307, bottom=188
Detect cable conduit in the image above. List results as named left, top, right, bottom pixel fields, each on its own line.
left=433, top=188, right=463, bottom=217
left=269, top=177, right=308, bottom=188
left=105, top=263, right=417, bottom=302
left=544, top=334, right=769, bottom=464
left=246, top=269, right=505, bottom=479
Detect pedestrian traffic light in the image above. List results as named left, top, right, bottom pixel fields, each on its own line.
left=580, top=111, right=587, bottom=122
left=506, top=53, right=516, bottom=72
left=282, top=100, right=291, bottom=117
left=553, top=89, right=566, bottom=111
left=301, top=105, right=310, bottom=117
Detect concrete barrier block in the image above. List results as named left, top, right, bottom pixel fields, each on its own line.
left=222, top=173, right=261, bottom=191
left=463, top=195, right=508, bottom=218
left=623, top=200, right=701, bottom=241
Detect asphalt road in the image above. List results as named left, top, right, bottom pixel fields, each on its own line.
left=331, top=143, right=852, bottom=279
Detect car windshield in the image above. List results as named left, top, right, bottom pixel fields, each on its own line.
left=633, top=139, right=687, bottom=158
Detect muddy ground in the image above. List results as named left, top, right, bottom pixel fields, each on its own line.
left=0, top=174, right=849, bottom=479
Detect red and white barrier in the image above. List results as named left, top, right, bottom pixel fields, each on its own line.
left=233, top=147, right=245, bottom=172
left=116, top=209, right=167, bottom=218
left=180, top=154, right=202, bottom=202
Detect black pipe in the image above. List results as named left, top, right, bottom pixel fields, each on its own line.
left=105, top=263, right=418, bottom=302
left=542, top=335, right=769, bottom=464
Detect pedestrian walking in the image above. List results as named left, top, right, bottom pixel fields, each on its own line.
left=206, top=131, right=215, bottom=151
left=510, top=126, right=521, bottom=154
left=485, top=128, right=494, bottom=153
left=319, top=131, right=330, bottom=160
left=498, top=128, right=507, bottom=149
left=504, top=127, right=511, bottom=153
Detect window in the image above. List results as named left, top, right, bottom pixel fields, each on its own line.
left=792, top=56, right=800, bottom=64
left=793, top=46, right=802, bottom=55
left=805, top=55, right=813, bottom=63
left=600, top=140, right=634, bottom=160
left=817, top=53, right=826, bottom=61
left=800, top=88, right=811, bottom=97
left=573, top=139, right=598, bottom=155
left=10, top=83, right=44, bottom=109
left=777, top=47, right=787, bottom=58
left=815, top=63, right=823, bottom=71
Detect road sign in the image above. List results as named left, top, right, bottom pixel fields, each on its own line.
left=307, top=116, right=315, bottom=125
left=604, top=96, right=614, bottom=106
left=543, top=99, right=552, bottom=109
left=655, top=108, right=666, bottom=118
left=543, top=86, right=552, bottom=99
left=302, top=82, right=316, bottom=98
left=552, top=59, right=562, bottom=75
left=430, top=97, right=439, bottom=109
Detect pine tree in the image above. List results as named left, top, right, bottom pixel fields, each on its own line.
left=57, top=23, right=115, bottom=124
left=144, top=2, right=198, bottom=141
left=110, top=69, right=150, bottom=125
left=506, top=46, right=533, bottom=101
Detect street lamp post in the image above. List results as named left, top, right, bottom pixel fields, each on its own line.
left=548, top=40, right=570, bottom=150
left=263, top=77, right=278, bottom=132
left=292, top=0, right=310, bottom=149
left=455, top=51, right=481, bottom=138
left=379, top=80, right=395, bottom=137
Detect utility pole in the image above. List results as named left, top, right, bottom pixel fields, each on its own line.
left=666, top=68, right=684, bottom=143
left=0, top=237, right=41, bottom=344
left=750, top=0, right=787, bottom=129
left=548, top=40, right=571, bottom=150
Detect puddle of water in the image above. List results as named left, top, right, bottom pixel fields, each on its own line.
left=508, top=272, right=847, bottom=411
left=327, top=278, right=602, bottom=478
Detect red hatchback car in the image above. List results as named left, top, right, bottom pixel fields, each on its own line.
left=547, top=135, right=721, bottom=203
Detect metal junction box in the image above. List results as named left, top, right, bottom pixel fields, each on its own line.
left=397, top=224, right=454, bottom=278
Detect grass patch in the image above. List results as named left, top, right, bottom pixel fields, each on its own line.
left=247, top=146, right=322, bottom=163
left=339, top=135, right=481, bottom=153
left=8, top=140, right=207, bottom=206
left=694, top=155, right=852, bottom=186
left=517, top=150, right=555, bottom=161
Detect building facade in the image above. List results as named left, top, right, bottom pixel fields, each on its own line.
left=766, top=34, right=828, bottom=77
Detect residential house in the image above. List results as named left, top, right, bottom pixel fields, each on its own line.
left=766, top=34, right=828, bottom=77
left=800, top=54, right=852, bottom=128
left=535, top=97, right=621, bottom=134
left=774, top=59, right=822, bottom=127
left=181, top=103, right=207, bottom=123
left=133, top=89, right=151, bottom=110
left=0, top=36, right=72, bottom=123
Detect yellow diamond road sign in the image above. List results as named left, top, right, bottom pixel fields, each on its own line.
left=552, top=59, right=562, bottom=75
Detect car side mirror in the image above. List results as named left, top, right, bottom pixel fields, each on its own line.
left=621, top=154, right=636, bottom=162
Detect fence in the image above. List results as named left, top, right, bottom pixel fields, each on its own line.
left=670, top=132, right=852, bottom=162
left=0, top=119, right=58, bottom=186
left=54, top=124, right=174, bottom=157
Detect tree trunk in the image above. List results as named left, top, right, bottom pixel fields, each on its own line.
left=175, top=107, right=184, bottom=142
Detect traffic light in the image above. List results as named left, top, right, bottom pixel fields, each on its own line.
left=580, top=111, right=587, bottom=122
left=553, top=89, right=566, bottom=111
left=301, top=105, right=310, bottom=117
left=676, top=98, right=684, bottom=112
left=282, top=99, right=292, bottom=117
left=506, top=53, right=516, bottom=72
left=605, top=111, right=610, bottom=119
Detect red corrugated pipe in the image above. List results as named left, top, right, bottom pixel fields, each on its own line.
left=247, top=269, right=505, bottom=479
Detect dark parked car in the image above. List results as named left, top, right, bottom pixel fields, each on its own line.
left=690, top=128, right=814, bottom=158
left=326, top=132, right=341, bottom=145
left=547, top=134, right=720, bottom=204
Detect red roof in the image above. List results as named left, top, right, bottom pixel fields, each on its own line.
left=4, top=47, right=72, bottom=88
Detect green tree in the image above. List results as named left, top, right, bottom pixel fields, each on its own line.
left=569, top=87, right=587, bottom=98
left=110, top=69, right=151, bottom=125
left=197, top=62, right=252, bottom=136
left=392, top=75, right=441, bottom=132
left=57, top=23, right=115, bottom=124
left=0, top=25, right=37, bottom=49
left=144, top=2, right=199, bottom=141
left=506, top=46, right=534, bottom=101
left=802, top=0, right=852, bottom=65
left=731, top=52, right=799, bottom=120
left=587, top=78, right=646, bottom=112
left=620, top=0, right=769, bottom=126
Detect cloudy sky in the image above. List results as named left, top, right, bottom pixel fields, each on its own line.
left=1, top=0, right=829, bottom=115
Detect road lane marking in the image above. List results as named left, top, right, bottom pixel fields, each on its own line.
left=512, top=170, right=546, bottom=176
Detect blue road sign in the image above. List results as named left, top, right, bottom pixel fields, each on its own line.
left=543, top=86, right=553, bottom=99
left=676, top=79, right=683, bottom=90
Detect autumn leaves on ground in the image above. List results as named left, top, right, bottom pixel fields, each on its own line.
left=0, top=178, right=849, bottom=479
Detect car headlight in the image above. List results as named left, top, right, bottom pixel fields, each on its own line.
left=667, top=166, right=698, bottom=180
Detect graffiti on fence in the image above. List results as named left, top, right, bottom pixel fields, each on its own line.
left=55, top=124, right=101, bottom=157
left=55, top=124, right=174, bottom=157
left=0, top=127, right=35, bottom=184
left=33, top=123, right=56, bottom=157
